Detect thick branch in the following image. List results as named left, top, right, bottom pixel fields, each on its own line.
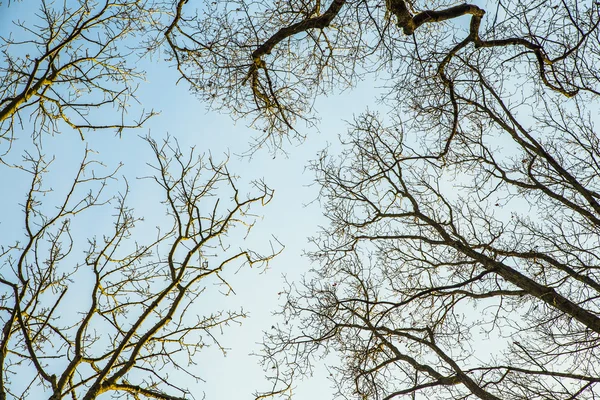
left=251, top=0, right=346, bottom=61
left=388, top=2, right=485, bottom=36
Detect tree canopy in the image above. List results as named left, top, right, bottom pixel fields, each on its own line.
left=2, top=0, right=600, bottom=399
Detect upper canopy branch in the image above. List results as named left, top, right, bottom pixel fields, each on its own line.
left=251, top=0, right=347, bottom=61
left=243, top=0, right=346, bottom=115
left=239, top=0, right=580, bottom=133
left=390, top=0, right=579, bottom=97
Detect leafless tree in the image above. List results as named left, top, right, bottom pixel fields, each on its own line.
left=0, top=136, right=278, bottom=400
left=0, top=0, right=160, bottom=148
left=166, top=0, right=600, bottom=148
left=258, top=96, right=600, bottom=398
left=4, top=0, right=600, bottom=399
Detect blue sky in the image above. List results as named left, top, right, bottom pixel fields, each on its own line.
left=132, top=54, right=388, bottom=399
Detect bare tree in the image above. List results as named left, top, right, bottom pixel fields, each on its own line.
left=0, top=136, right=278, bottom=400
left=0, top=0, right=159, bottom=148
left=258, top=96, right=600, bottom=399
left=166, top=0, right=600, bottom=147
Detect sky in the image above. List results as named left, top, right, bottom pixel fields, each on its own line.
left=135, top=62, right=394, bottom=400
left=0, top=1, right=387, bottom=398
